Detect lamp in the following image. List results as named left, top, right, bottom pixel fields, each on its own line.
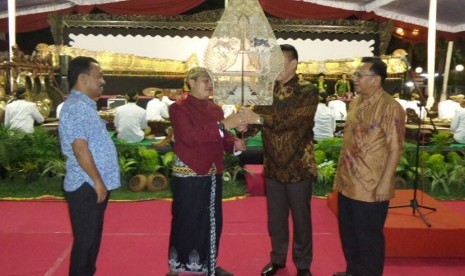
left=204, top=0, right=283, bottom=106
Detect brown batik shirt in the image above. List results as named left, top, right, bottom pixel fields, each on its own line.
left=333, top=90, right=405, bottom=202
left=251, top=75, right=319, bottom=183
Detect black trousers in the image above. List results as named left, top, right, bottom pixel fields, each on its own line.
left=337, top=193, right=389, bottom=276
left=65, top=183, right=110, bottom=276
left=266, top=178, right=313, bottom=270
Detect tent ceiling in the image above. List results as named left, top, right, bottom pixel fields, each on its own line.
left=0, top=1, right=122, bottom=18
left=1, top=0, right=464, bottom=35
left=301, top=0, right=465, bottom=33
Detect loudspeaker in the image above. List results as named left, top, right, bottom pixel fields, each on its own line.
left=59, top=55, right=71, bottom=76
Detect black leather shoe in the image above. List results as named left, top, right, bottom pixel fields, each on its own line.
left=215, top=266, right=233, bottom=276
left=297, top=269, right=311, bottom=276
left=333, top=272, right=351, bottom=276
left=261, top=262, right=285, bottom=276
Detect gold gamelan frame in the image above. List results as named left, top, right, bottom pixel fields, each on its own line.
left=47, top=10, right=394, bottom=77
left=48, top=9, right=392, bottom=54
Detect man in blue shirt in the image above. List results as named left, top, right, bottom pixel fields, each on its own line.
left=58, top=56, right=120, bottom=276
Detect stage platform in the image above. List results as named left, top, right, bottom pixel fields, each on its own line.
left=244, top=164, right=265, bottom=196
left=327, top=190, right=465, bottom=257
left=2, top=197, right=464, bottom=275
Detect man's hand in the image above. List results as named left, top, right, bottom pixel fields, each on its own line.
left=375, top=150, right=401, bottom=202
left=222, top=113, right=243, bottom=129
left=72, top=139, right=108, bottom=203
left=94, top=181, right=108, bottom=203
left=238, top=107, right=260, bottom=124
left=374, top=180, right=390, bottom=202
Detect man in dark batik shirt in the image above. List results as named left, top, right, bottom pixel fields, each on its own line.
left=243, top=44, right=319, bottom=276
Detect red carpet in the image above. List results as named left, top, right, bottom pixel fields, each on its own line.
left=1, top=196, right=465, bottom=275
left=327, top=190, right=465, bottom=257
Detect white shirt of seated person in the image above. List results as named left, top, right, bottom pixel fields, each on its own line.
left=327, top=99, right=347, bottom=121
left=313, top=103, right=336, bottom=141
left=146, top=96, right=169, bottom=121
left=4, top=98, right=44, bottom=133
left=161, top=95, right=175, bottom=106
left=56, top=102, right=64, bottom=118
left=451, top=107, right=465, bottom=143
left=114, top=102, right=148, bottom=143
left=438, top=99, right=460, bottom=120
left=395, top=98, right=407, bottom=110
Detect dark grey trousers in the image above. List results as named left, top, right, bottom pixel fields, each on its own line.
left=266, top=178, right=313, bottom=270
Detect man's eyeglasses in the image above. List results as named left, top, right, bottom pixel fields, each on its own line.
left=352, top=72, right=376, bottom=79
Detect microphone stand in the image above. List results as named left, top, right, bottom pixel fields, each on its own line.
left=389, top=60, right=437, bottom=227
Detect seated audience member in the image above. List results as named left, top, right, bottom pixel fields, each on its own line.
left=56, top=101, right=64, bottom=119
left=4, top=87, right=44, bottom=133
left=327, top=94, right=347, bottom=121
left=298, top=73, right=311, bottom=86
left=334, top=73, right=351, bottom=98
left=313, top=96, right=336, bottom=141
left=316, top=72, right=328, bottom=100
left=450, top=100, right=465, bottom=143
left=161, top=94, right=175, bottom=108
left=438, top=94, right=462, bottom=120
left=404, top=93, right=427, bottom=120
left=146, top=90, right=169, bottom=121
left=393, top=93, right=407, bottom=110
left=114, top=91, right=149, bottom=143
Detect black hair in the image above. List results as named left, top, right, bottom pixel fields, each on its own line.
left=127, top=91, right=138, bottom=102
left=155, top=90, right=163, bottom=98
left=67, top=56, right=99, bottom=91
left=361, top=57, right=387, bottom=85
left=15, top=86, right=27, bottom=99
left=280, top=44, right=298, bottom=61
left=327, top=94, right=338, bottom=101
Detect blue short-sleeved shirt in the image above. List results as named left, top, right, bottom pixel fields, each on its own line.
left=59, top=90, right=121, bottom=192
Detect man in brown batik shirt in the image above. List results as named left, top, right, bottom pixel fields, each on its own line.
left=243, top=44, right=319, bottom=276
left=333, top=57, right=405, bottom=276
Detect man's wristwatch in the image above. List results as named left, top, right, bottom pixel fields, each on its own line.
left=257, top=116, right=264, bottom=124
left=218, top=122, right=226, bottom=131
